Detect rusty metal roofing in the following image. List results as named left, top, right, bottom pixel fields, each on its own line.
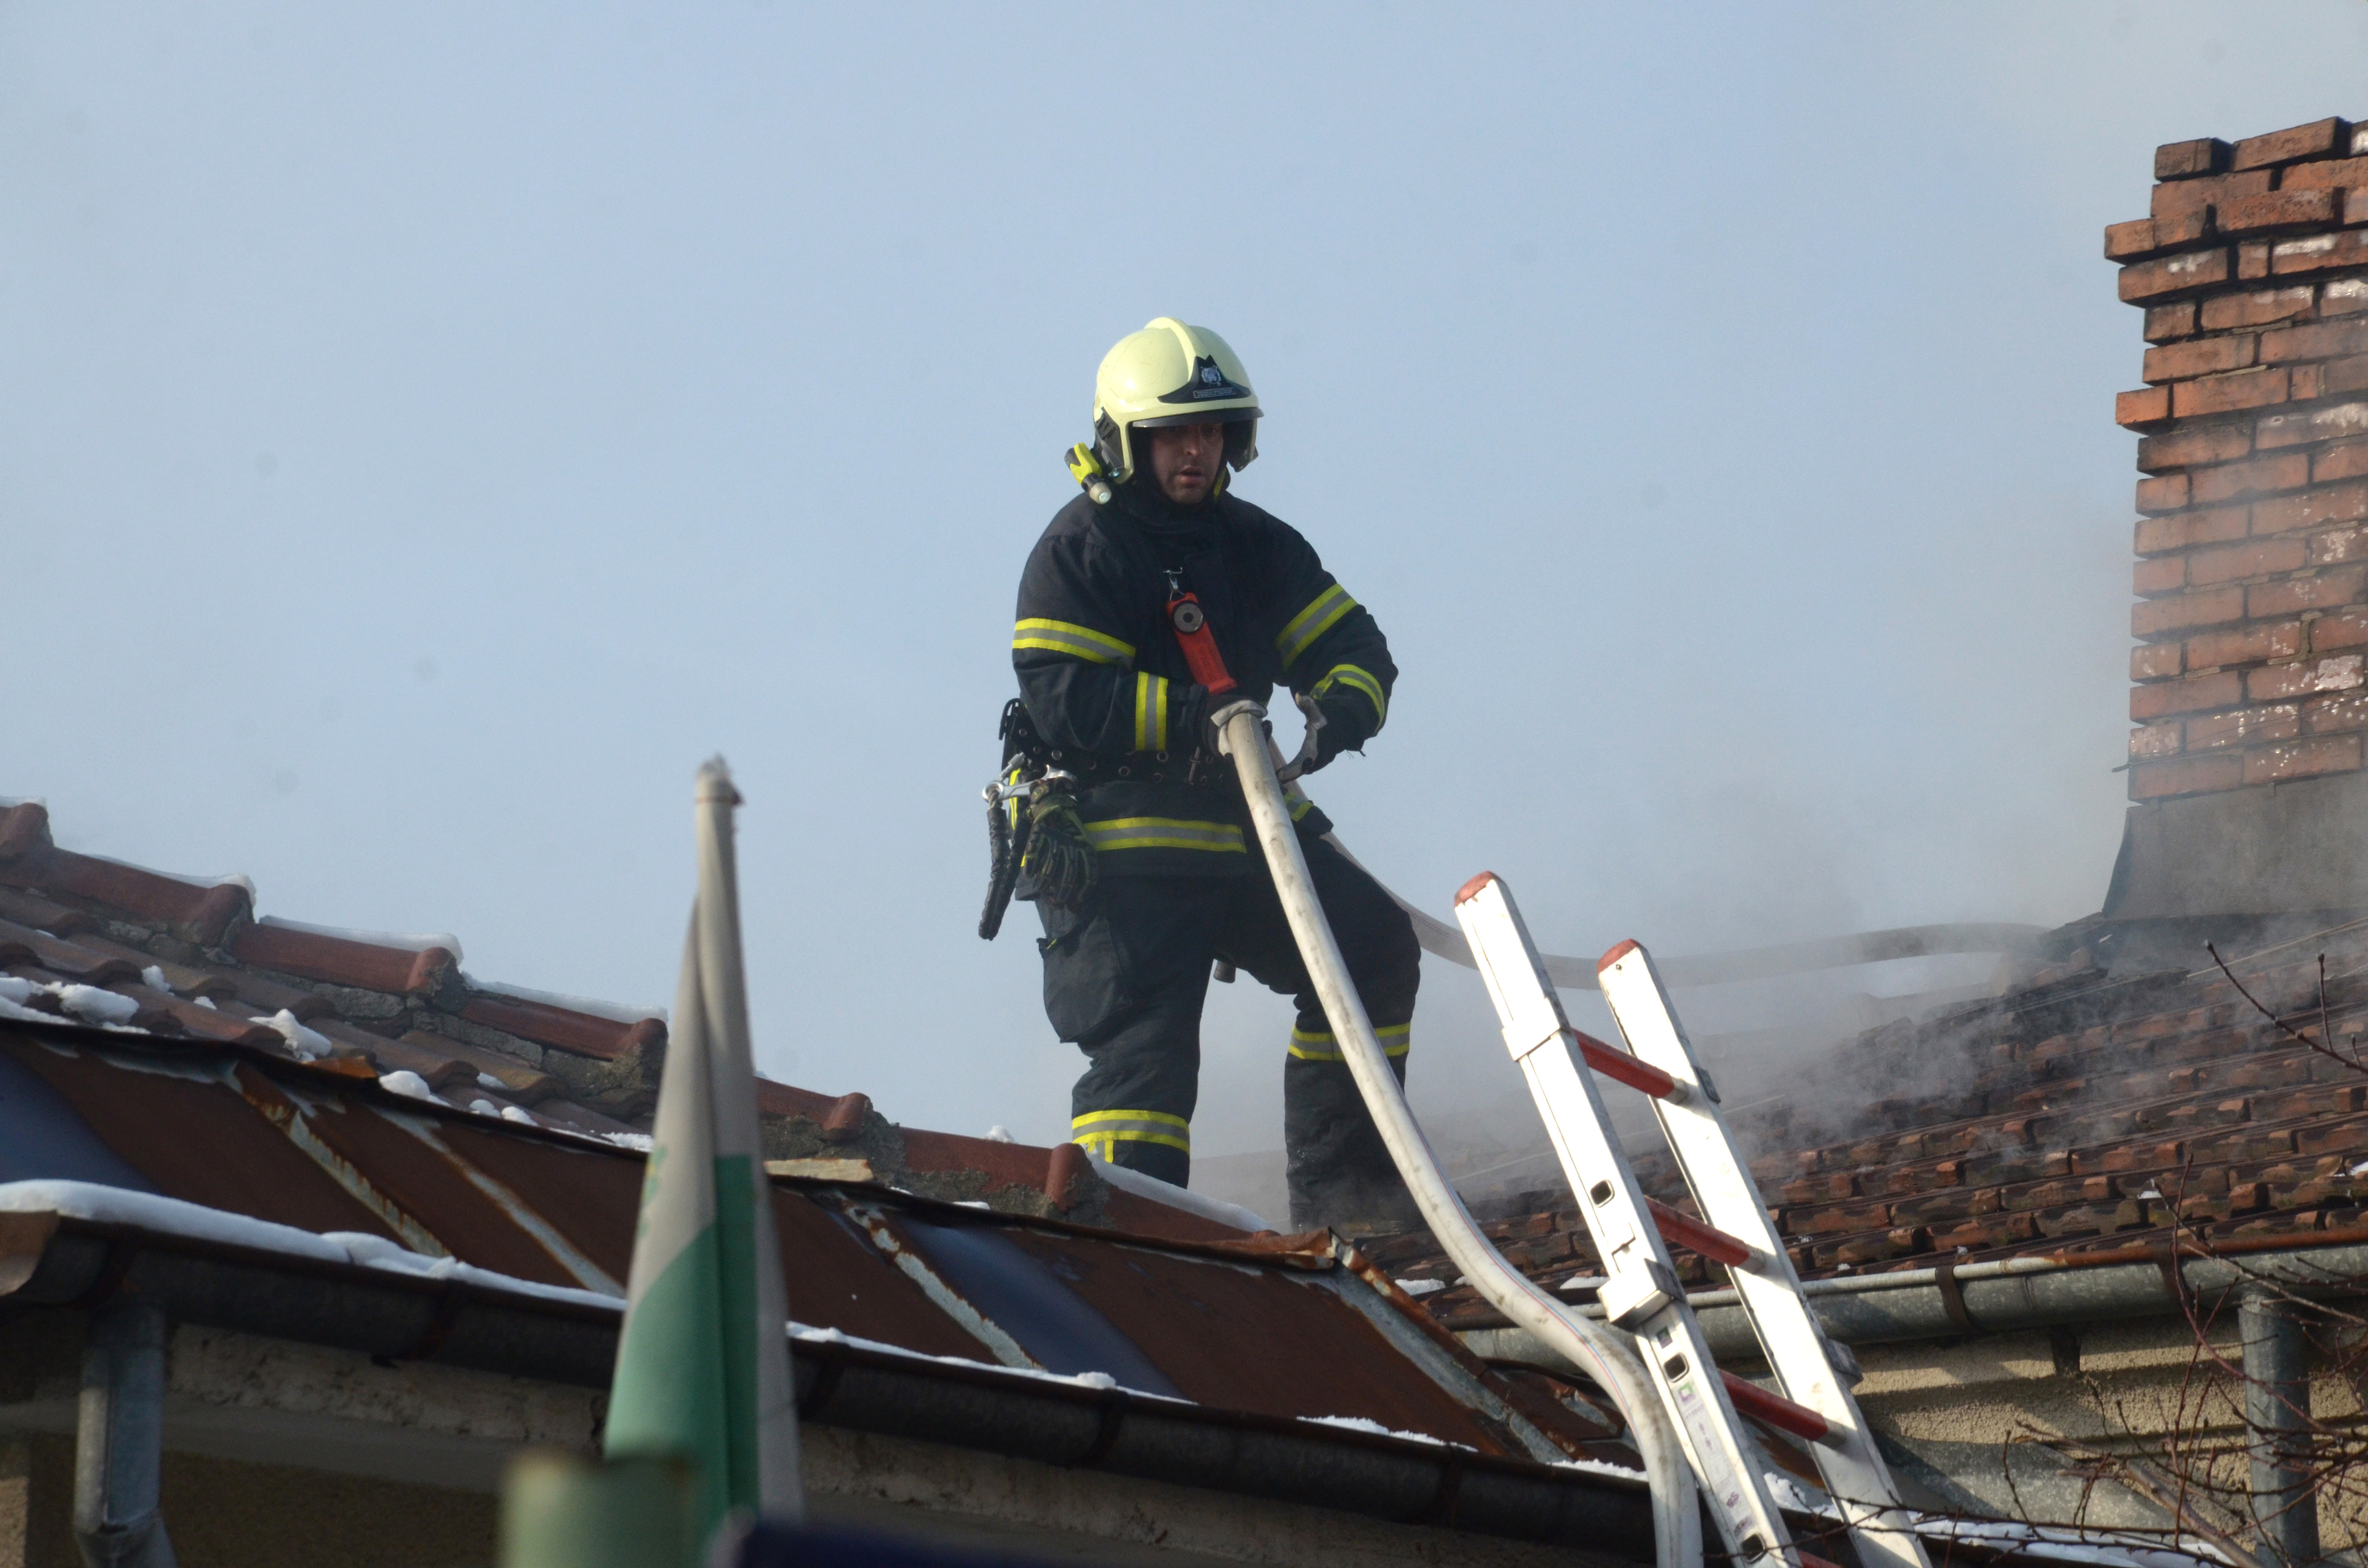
left=0, top=799, right=1237, bottom=1245
left=0, top=1016, right=1628, bottom=1488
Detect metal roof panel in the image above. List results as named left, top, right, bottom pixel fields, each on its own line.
left=2, top=1035, right=401, bottom=1242
left=988, top=1225, right=1516, bottom=1453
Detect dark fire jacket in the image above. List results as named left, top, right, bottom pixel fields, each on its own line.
left=1010, top=482, right=1396, bottom=878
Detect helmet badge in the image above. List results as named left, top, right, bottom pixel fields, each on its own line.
left=1160, top=355, right=1251, bottom=405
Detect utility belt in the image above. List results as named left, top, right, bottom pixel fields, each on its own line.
left=977, top=701, right=1247, bottom=940
left=993, top=699, right=1227, bottom=790
left=980, top=580, right=1264, bottom=936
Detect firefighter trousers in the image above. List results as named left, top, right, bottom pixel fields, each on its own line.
left=1033, top=833, right=1420, bottom=1231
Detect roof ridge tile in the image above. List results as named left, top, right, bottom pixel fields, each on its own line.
left=230, top=921, right=456, bottom=997
left=456, top=993, right=664, bottom=1061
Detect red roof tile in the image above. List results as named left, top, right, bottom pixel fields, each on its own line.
left=0, top=918, right=140, bottom=983
left=0, top=887, right=92, bottom=935
left=0, top=803, right=249, bottom=943
left=0, top=803, right=51, bottom=862
left=1380, top=923, right=2368, bottom=1330
left=458, top=994, right=657, bottom=1060
left=230, top=921, right=456, bottom=995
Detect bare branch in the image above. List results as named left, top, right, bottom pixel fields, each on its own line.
left=2052, top=1435, right=2273, bottom=1568
left=2206, top=943, right=2366, bottom=1075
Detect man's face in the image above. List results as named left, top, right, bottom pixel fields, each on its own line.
left=1146, top=423, right=1227, bottom=504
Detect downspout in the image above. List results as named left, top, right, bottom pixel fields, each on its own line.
left=74, top=1296, right=178, bottom=1568
left=1215, top=705, right=1702, bottom=1568
left=2239, top=1283, right=2319, bottom=1568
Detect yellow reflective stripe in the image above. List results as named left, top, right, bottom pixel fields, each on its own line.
left=1132, top=671, right=1171, bottom=753
left=1288, top=1022, right=1411, bottom=1062
left=1074, top=1108, right=1190, bottom=1130
left=1315, top=663, right=1387, bottom=731
left=1283, top=781, right=1315, bottom=822
left=1072, top=1109, right=1192, bottom=1156
left=1013, top=618, right=1135, bottom=666
left=1082, top=817, right=1246, bottom=854
left=1275, top=584, right=1357, bottom=670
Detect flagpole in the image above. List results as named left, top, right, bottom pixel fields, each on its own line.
left=688, top=760, right=802, bottom=1521
left=604, top=758, right=800, bottom=1544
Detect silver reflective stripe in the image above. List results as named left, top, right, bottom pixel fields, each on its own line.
left=1276, top=584, right=1357, bottom=670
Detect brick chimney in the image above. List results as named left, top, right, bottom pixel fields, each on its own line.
left=2108, top=116, right=2368, bottom=921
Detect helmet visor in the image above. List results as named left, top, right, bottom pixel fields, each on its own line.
left=1130, top=406, right=1261, bottom=431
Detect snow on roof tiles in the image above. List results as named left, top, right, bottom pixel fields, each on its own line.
left=0, top=798, right=1242, bottom=1243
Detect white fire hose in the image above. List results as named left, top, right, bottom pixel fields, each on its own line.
left=1212, top=701, right=1703, bottom=1568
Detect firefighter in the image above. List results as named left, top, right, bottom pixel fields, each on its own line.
left=1005, top=317, right=1419, bottom=1232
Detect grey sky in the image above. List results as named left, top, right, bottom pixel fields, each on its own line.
left=7, top=4, right=2363, bottom=1162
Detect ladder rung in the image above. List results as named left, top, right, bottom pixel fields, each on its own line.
left=1721, top=1371, right=1834, bottom=1446
left=1572, top=1029, right=1680, bottom=1099
left=1644, top=1197, right=1753, bottom=1267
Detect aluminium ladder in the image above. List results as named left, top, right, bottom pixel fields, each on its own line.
left=1454, top=872, right=1930, bottom=1568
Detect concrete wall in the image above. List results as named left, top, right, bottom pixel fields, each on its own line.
left=0, top=1434, right=499, bottom=1568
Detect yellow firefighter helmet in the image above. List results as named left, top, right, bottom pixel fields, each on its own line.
left=1090, top=318, right=1261, bottom=486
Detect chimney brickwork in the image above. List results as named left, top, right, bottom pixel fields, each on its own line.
left=2109, top=117, right=2368, bottom=920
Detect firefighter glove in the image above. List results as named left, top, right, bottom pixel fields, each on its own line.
left=1297, top=694, right=1371, bottom=776
left=1198, top=694, right=1269, bottom=761
left=1021, top=784, right=1097, bottom=907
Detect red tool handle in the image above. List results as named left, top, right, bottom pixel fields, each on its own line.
left=1167, top=594, right=1235, bottom=695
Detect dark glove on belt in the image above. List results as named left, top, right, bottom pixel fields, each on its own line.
left=1172, top=685, right=1227, bottom=759
left=1296, top=694, right=1373, bottom=776
left=1020, top=783, right=1096, bottom=907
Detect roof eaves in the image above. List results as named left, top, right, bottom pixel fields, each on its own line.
left=0, top=1187, right=1656, bottom=1557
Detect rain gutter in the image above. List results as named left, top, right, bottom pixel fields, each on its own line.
left=1462, top=1232, right=2368, bottom=1368
left=0, top=1215, right=1655, bottom=1559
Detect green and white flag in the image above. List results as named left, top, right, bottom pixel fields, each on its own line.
left=606, top=759, right=800, bottom=1536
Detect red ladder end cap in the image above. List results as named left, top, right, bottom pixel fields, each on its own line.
left=1598, top=939, right=1640, bottom=972
left=1453, top=871, right=1499, bottom=906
